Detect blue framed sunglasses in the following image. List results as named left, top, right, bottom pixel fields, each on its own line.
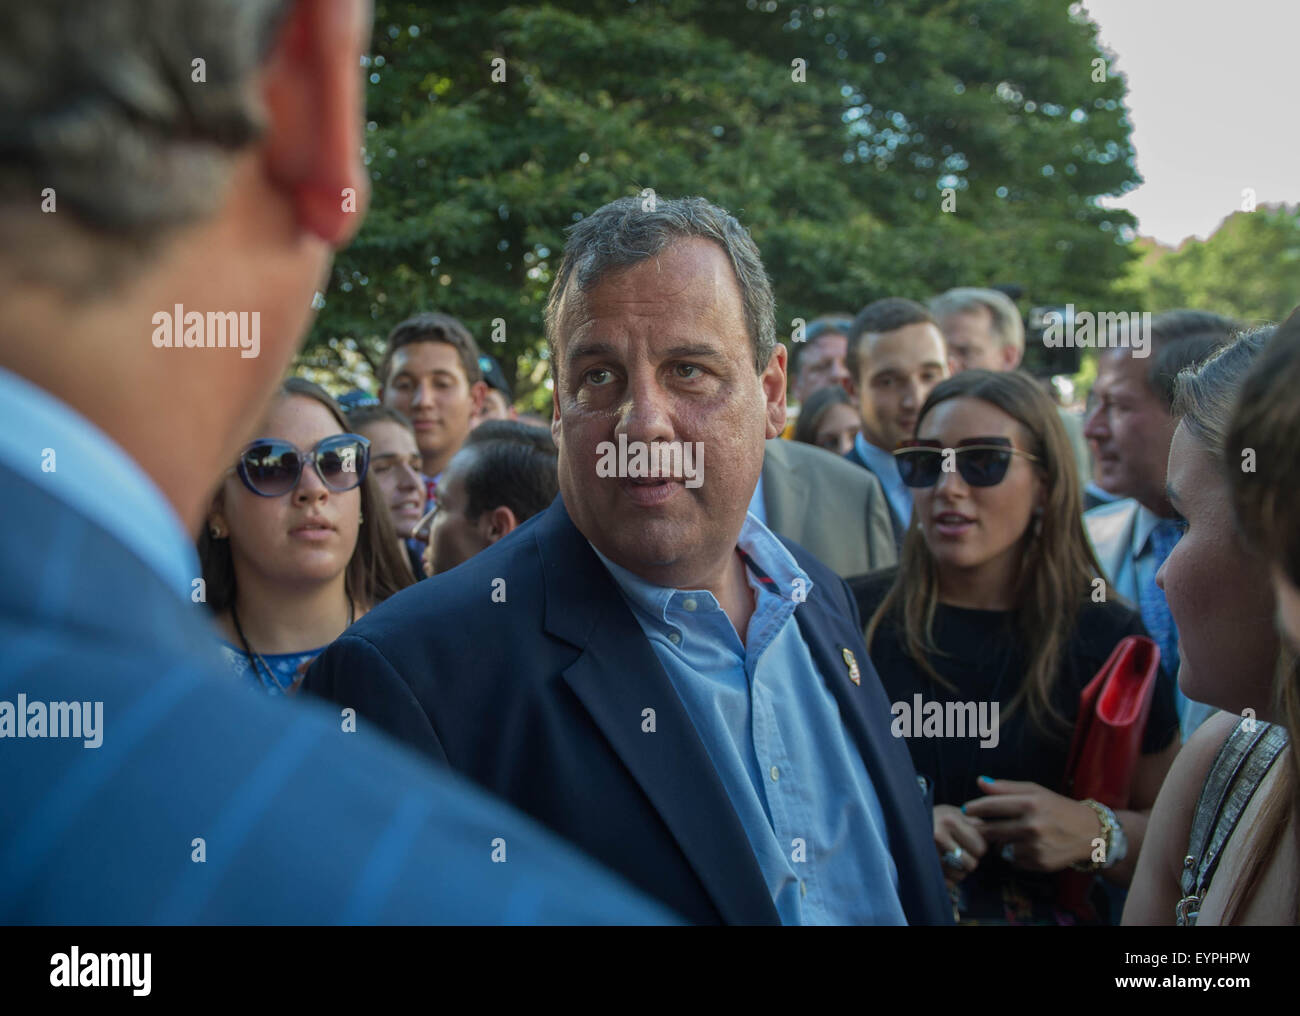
left=235, top=434, right=371, bottom=497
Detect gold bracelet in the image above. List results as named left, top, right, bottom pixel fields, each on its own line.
left=1068, top=798, right=1115, bottom=872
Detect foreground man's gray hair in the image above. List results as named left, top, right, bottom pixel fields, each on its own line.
left=0, top=0, right=290, bottom=292
left=544, top=195, right=777, bottom=374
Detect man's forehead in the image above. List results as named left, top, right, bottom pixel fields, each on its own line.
left=800, top=334, right=844, bottom=365
left=808, top=332, right=846, bottom=355
left=864, top=323, right=944, bottom=366
left=557, top=239, right=743, bottom=355
left=393, top=341, right=463, bottom=373
left=941, top=306, right=992, bottom=333
left=1098, top=350, right=1149, bottom=390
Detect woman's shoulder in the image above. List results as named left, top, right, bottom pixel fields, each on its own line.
left=1157, top=711, right=1244, bottom=829
left=1123, top=711, right=1242, bottom=924
left=1200, top=732, right=1298, bottom=924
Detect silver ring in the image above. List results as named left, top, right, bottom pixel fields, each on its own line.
left=1001, top=843, right=1016, bottom=863
left=941, top=845, right=964, bottom=868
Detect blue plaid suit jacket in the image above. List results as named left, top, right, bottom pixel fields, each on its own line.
left=0, top=463, right=670, bottom=924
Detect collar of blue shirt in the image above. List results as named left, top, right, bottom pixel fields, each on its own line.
left=0, top=366, right=200, bottom=598
left=587, top=508, right=907, bottom=925
left=853, top=431, right=912, bottom=526
left=589, top=511, right=812, bottom=646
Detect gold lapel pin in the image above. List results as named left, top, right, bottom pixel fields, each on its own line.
left=842, top=647, right=861, bottom=685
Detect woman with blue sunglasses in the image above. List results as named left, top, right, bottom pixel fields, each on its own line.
left=199, top=378, right=413, bottom=694
left=851, top=369, right=1180, bottom=924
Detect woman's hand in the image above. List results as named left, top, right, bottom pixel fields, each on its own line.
left=962, top=777, right=1100, bottom=873
left=934, top=803, right=988, bottom=887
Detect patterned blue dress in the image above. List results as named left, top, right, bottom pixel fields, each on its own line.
left=218, top=642, right=324, bottom=696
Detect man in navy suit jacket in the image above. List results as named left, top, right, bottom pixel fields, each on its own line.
left=0, top=0, right=668, bottom=925
left=306, top=196, right=952, bottom=925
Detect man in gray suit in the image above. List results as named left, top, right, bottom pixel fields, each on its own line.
left=1082, top=310, right=1239, bottom=739
left=755, top=438, right=897, bottom=579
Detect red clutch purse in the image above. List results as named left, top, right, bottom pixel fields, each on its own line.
left=1057, top=634, right=1161, bottom=918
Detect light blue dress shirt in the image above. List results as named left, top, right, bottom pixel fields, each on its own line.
left=0, top=366, right=199, bottom=599
left=592, top=514, right=906, bottom=925
left=854, top=432, right=912, bottom=532
left=747, top=472, right=767, bottom=525
left=1129, top=505, right=1214, bottom=738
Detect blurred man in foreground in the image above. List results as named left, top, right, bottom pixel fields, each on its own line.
left=0, top=0, right=668, bottom=924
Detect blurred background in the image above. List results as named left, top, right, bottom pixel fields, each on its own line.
left=297, top=0, right=1300, bottom=414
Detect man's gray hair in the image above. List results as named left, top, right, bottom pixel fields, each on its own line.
left=930, top=287, right=1025, bottom=353
left=544, top=196, right=777, bottom=374
left=0, top=0, right=289, bottom=291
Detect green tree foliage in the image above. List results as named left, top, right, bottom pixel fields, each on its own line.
left=301, top=0, right=1140, bottom=406
left=1122, top=205, right=1300, bottom=325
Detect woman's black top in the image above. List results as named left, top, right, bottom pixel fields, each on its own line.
left=851, top=568, right=1180, bottom=925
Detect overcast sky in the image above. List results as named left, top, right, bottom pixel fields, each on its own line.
left=1082, top=0, right=1298, bottom=246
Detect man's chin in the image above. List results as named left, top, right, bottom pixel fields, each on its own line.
left=589, top=520, right=720, bottom=586
left=1092, top=466, right=1127, bottom=496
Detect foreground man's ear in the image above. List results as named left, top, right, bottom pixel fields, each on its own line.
left=261, top=0, right=373, bottom=248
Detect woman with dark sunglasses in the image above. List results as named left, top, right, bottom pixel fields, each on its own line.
left=198, top=378, right=413, bottom=694
left=850, top=370, right=1180, bottom=924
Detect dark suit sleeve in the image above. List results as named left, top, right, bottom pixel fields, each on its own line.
left=303, top=634, right=449, bottom=766
left=839, top=575, right=864, bottom=633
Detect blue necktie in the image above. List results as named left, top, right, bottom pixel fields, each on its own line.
left=1138, top=518, right=1182, bottom=679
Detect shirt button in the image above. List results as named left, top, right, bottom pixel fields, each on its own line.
left=800, top=880, right=807, bottom=897
left=770, top=765, right=780, bottom=781
left=682, top=597, right=698, bottom=612
left=668, top=632, right=681, bottom=645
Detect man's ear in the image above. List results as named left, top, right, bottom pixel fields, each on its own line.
left=1002, top=343, right=1024, bottom=371
left=551, top=383, right=562, bottom=446
left=261, top=0, right=372, bottom=248
left=470, top=380, right=489, bottom=415
left=478, top=505, right=520, bottom=545
left=762, top=343, right=788, bottom=439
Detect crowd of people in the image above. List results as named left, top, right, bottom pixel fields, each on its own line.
left=4, top=0, right=1297, bottom=928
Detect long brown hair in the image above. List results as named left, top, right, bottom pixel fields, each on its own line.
left=864, top=370, right=1107, bottom=740
left=792, top=385, right=853, bottom=447
left=1217, top=321, right=1300, bottom=924
left=198, top=377, right=413, bottom=615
